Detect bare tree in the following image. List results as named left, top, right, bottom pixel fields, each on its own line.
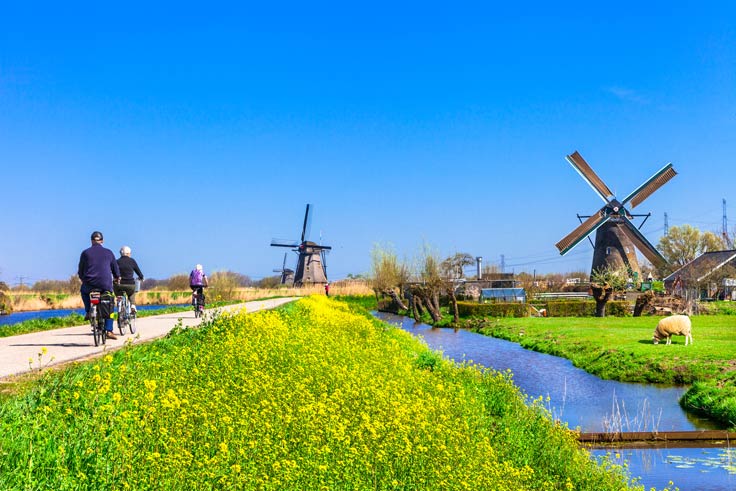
left=371, top=243, right=409, bottom=310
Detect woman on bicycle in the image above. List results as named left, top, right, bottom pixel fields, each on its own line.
left=115, top=246, right=144, bottom=312
left=189, top=264, right=208, bottom=306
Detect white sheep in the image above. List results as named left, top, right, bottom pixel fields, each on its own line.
left=652, top=314, right=693, bottom=346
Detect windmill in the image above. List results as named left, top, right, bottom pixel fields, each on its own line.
left=273, top=252, right=295, bottom=285
left=555, top=151, right=677, bottom=278
left=271, top=204, right=331, bottom=286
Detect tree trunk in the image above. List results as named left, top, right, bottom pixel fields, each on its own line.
left=411, top=294, right=422, bottom=321
left=386, top=288, right=408, bottom=311
left=448, top=289, right=459, bottom=325
left=413, top=286, right=442, bottom=323
left=591, top=286, right=612, bottom=317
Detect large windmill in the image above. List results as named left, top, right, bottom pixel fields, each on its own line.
left=271, top=204, right=331, bottom=286
left=273, top=252, right=295, bottom=285
left=555, top=151, right=677, bottom=278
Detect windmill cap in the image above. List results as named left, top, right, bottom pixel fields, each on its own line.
left=91, top=231, right=103, bottom=241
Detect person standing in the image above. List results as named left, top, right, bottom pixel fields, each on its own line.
left=324, top=282, right=330, bottom=297
left=115, top=246, right=144, bottom=313
left=78, top=231, right=120, bottom=339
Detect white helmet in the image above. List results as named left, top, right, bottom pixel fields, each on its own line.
left=120, top=246, right=131, bottom=256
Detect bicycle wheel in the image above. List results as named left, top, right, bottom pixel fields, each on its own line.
left=118, top=298, right=127, bottom=335
left=100, top=320, right=107, bottom=345
left=194, top=303, right=201, bottom=318
left=91, top=306, right=101, bottom=346
left=129, top=309, right=137, bottom=334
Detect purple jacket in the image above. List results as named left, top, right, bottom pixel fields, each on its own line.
left=78, top=243, right=120, bottom=291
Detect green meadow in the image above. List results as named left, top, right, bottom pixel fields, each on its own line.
left=466, top=314, right=736, bottom=427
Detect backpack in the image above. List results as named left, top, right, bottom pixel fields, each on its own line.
left=190, top=269, right=204, bottom=286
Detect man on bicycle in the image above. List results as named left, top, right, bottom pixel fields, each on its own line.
left=78, top=231, right=120, bottom=339
left=189, top=264, right=208, bottom=307
left=115, top=245, right=144, bottom=313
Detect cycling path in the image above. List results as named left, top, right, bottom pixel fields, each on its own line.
left=0, top=297, right=297, bottom=380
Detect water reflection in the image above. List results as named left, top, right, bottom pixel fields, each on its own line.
left=373, top=312, right=735, bottom=491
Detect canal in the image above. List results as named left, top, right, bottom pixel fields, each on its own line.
left=373, top=312, right=736, bottom=491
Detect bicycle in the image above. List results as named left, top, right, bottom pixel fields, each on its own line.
left=116, top=291, right=137, bottom=335
left=89, top=290, right=113, bottom=346
left=193, top=288, right=206, bottom=318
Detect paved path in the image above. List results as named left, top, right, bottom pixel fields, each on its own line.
left=0, top=298, right=297, bottom=380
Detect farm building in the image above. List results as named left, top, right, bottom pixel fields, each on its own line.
left=663, top=250, right=736, bottom=300
left=480, top=288, right=527, bottom=303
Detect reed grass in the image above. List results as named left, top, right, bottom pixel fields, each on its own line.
left=5, top=282, right=373, bottom=312
left=0, top=296, right=642, bottom=490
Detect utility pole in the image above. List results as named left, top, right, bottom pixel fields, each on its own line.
left=500, top=254, right=505, bottom=273
left=724, top=198, right=733, bottom=248
left=664, top=212, right=669, bottom=237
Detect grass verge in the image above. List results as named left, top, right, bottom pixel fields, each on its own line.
left=0, top=296, right=643, bottom=490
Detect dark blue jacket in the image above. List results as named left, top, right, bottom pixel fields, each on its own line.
left=78, top=243, right=120, bottom=291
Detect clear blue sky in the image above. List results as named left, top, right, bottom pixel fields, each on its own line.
left=1, top=2, right=735, bottom=285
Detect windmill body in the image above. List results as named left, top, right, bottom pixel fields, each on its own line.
left=273, top=252, right=295, bottom=285
left=271, top=204, right=331, bottom=287
left=556, top=151, right=676, bottom=278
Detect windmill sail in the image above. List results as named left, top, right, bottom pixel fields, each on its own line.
left=620, top=219, right=667, bottom=266
left=566, top=151, right=615, bottom=203
left=621, top=163, right=677, bottom=209
left=555, top=211, right=610, bottom=255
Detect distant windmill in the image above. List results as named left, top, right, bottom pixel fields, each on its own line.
left=556, top=151, right=677, bottom=277
left=271, top=204, right=331, bottom=286
left=273, top=252, right=295, bottom=285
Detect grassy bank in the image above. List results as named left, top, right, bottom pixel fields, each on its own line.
left=464, top=315, right=736, bottom=427
left=0, top=296, right=642, bottom=490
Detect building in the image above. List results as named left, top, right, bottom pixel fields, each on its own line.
left=663, top=250, right=736, bottom=300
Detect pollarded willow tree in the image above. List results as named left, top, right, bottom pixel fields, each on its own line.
left=589, top=266, right=628, bottom=317
left=370, top=243, right=409, bottom=310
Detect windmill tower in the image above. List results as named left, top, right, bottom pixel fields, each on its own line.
left=271, top=204, right=332, bottom=286
left=555, top=151, right=677, bottom=278
left=273, top=252, right=295, bottom=285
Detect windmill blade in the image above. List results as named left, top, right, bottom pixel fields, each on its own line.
left=619, top=218, right=667, bottom=266
left=282, top=252, right=288, bottom=270
left=566, top=151, right=615, bottom=203
left=321, top=249, right=328, bottom=270
left=301, top=204, right=313, bottom=242
left=556, top=210, right=610, bottom=255
left=621, top=163, right=677, bottom=209
left=271, top=239, right=299, bottom=248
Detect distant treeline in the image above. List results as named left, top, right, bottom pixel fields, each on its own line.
left=4, top=272, right=286, bottom=293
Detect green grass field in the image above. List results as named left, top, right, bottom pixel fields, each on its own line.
left=0, top=297, right=644, bottom=490
left=466, top=315, right=736, bottom=427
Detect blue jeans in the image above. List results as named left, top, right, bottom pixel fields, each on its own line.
left=80, top=284, right=114, bottom=332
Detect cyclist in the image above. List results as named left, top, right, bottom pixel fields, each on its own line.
left=78, top=231, right=120, bottom=340
left=115, top=245, right=144, bottom=313
left=189, top=264, right=208, bottom=308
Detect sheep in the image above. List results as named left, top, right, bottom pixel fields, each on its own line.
left=652, top=314, right=692, bottom=346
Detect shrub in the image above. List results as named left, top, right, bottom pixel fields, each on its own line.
left=457, top=301, right=530, bottom=318
left=545, top=300, right=630, bottom=317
